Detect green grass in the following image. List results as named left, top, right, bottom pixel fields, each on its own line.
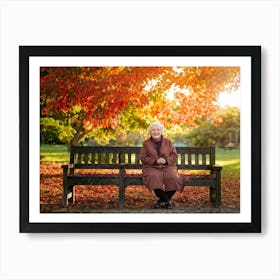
left=40, top=144, right=240, bottom=175
left=216, top=148, right=240, bottom=174
left=40, top=144, right=70, bottom=162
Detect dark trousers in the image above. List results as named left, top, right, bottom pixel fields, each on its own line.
left=154, top=189, right=176, bottom=202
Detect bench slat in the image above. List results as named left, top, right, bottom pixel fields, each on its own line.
left=178, top=165, right=212, bottom=170
left=91, top=153, right=95, bottom=164
left=181, top=154, right=185, bottom=166
left=77, top=153, right=82, bottom=164
left=73, top=163, right=212, bottom=170
left=112, top=153, right=116, bottom=164
left=188, top=153, right=192, bottom=165
left=98, top=152, right=102, bottom=163
left=105, top=153, right=109, bottom=164
left=127, top=153, right=131, bottom=164
left=195, top=153, right=199, bottom=166
left=74, top=164, right=121, bottom=169
left=68, top=175, right=119, bottom=186
left=135, top=153, right=140, bottom=164
left=202, top=154, right=206, bottom=165
left=84, top=153, right=89, bottom=164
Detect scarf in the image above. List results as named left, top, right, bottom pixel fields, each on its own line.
left=150, top=136, right=163, bottom=154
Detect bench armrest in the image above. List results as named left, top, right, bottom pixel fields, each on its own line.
left=61, top=164, right=69, bottom=174
left=61, top=164, right=75, bottom=175
left=211, top=165, right=222, bottom=170
left=61, top=164, right=74, bottom=168
left=210, top=165, right=222, bottom=175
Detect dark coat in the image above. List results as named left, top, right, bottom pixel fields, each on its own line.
left=140, top=137, right=183, bottom=192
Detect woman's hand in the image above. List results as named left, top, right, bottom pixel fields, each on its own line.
left=157, top=157, right=166, bottom=164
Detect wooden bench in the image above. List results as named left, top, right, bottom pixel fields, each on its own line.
left=62, top=146, right=222, bottom=208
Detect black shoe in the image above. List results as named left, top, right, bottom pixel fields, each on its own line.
left=154, top=200, right=164, bottom=209
left=165, top=200, right=173, bottom=209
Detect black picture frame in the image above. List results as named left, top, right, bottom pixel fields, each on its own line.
left=19, top=46, right=261, bottom=233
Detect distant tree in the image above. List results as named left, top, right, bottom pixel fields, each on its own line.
left=187, top=106, right=240, bottom=147
left=215, top=106, right=240, bottom=147
left=40, top=117, right=75, bottom=144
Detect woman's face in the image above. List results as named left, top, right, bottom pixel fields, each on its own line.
left=150, top=125, right=162, bottom=139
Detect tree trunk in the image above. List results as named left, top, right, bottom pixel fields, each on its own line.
left=67, top=123, right=88, bottom=151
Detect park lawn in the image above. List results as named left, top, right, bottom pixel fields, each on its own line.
left=40, top=144, right=240, bottom=211
left=40, top=144, right=69, bottom=162
left=40, top=144, right=240, bottom=174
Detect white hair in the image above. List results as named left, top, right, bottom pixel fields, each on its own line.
left=148, top=122, right=164, bottom=133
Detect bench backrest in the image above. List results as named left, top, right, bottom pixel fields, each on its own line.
left=70, top=146, right=216, bottom=170
left=70, top=146, right=142, bottom=169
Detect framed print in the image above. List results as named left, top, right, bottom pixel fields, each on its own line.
left=19, top=46, right=261, bottom=233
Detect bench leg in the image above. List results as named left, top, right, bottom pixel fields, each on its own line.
left=63, top=183, right=75, bottom=206
left=210, top=188, right=221, bottom=207
left=210, top=168, right=222, bottom=207
left=210, top=187, right=221, bottom=207
left=68, top=186, right=75, bottom=204
left=209, top=185, right=222, bottom=207
left=216, top=184, right=221, bottom=207
left=63, top=182, right=68, bottom=207
left=215, top=171, right=222, bottom=207
left=119, top=167, right=125, bottom=208
left=119, top=185, right=125, bottom=208
left=210, top=187, right=216, bottom=206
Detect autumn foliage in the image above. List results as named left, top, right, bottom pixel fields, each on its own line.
left=40, top=66, right=240, bottom=145
left=40, top=162, right=240, bottom=212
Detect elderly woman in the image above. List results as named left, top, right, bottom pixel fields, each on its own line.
left=140, top=122, right=183, bottom=209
